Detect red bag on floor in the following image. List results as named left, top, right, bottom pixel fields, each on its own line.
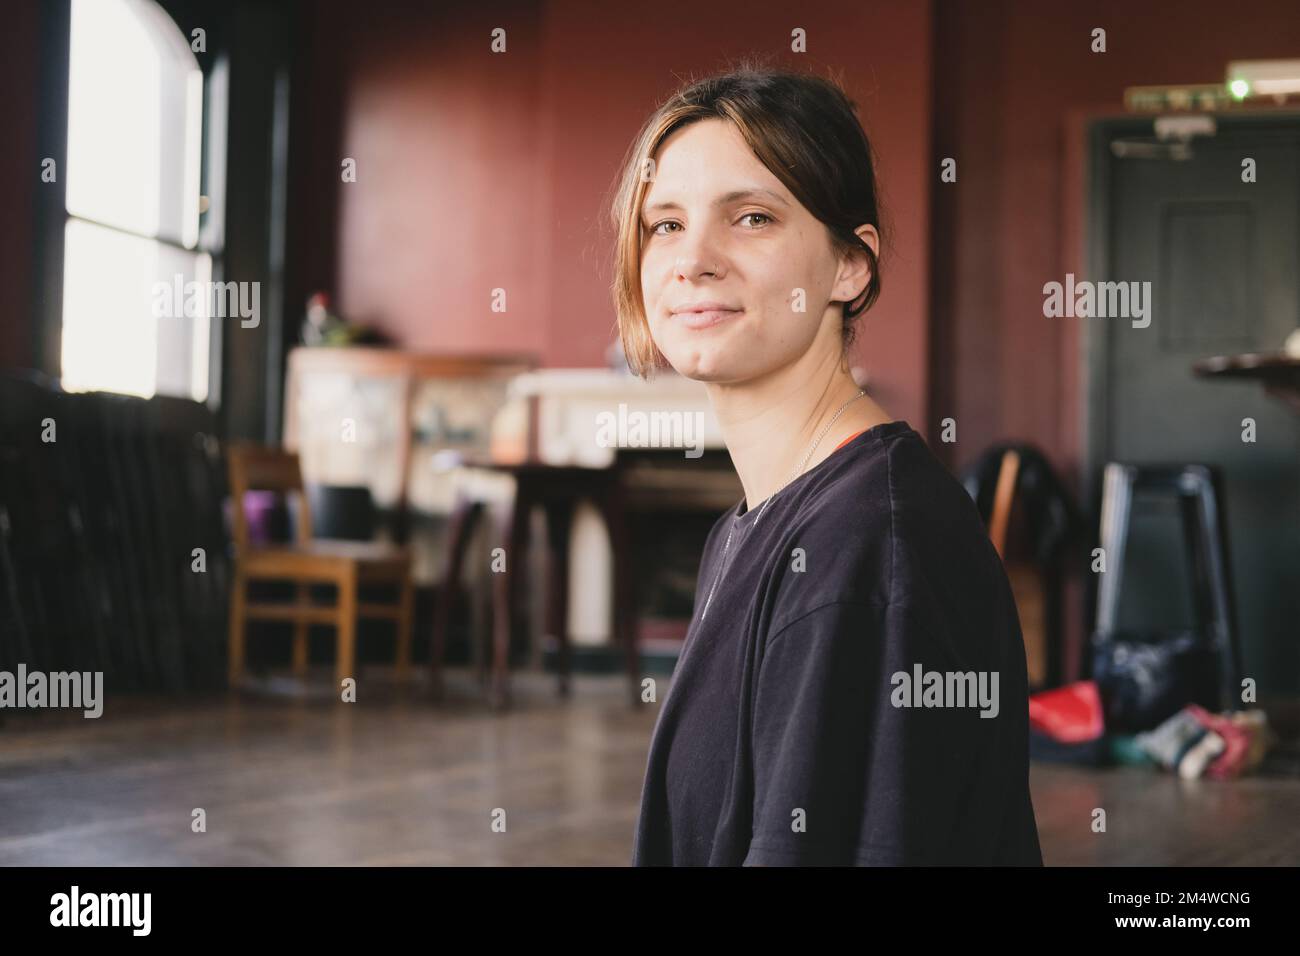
left=1028, top=680, right=1106, bottom=743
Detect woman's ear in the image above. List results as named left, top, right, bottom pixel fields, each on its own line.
left=855, top=223, right=880, bottom=259
left=833, top=223, right=880, bottom=303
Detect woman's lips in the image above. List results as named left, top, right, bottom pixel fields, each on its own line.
left=672, top=308, right=743, bottom=330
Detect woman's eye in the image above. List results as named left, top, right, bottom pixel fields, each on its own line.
left=647, top=214, right=769, bottom=236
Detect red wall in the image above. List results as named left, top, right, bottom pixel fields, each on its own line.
left=316, top=0, right=935, bottom=430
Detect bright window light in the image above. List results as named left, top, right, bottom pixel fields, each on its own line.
left=61, top=0, right=209, bottom=400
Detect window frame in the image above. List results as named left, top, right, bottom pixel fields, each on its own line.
left=43, top=0, right=228, bottom=407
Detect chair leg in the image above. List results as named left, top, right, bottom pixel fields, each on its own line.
left=1095, top=464, right=1135, bottom=636
left=490, top=505, right=513, bottom=711
left=336, top=566, right=358, bottom=690
left=490, top=492, right=530, bottom=711
left=432, top=495, right=483, bottom=702
left=600, top=481, right=640, bottom=709
left=228, top=571, right=247, bottom=687
left=396, top=574, right=413, bottom=681
left=544, top=500, right=574, bottom=698
left=292, top=582, right=310, bottom=678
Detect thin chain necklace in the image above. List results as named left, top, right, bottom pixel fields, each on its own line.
left=698, top=389, right=867, bottom=623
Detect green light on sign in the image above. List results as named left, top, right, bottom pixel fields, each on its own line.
left=1229, top=78, right=1250, bottom=99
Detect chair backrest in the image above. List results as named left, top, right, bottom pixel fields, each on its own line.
left=988, top=449, right=1020, bottom=560
left=226, top=442, right=312, bottom=550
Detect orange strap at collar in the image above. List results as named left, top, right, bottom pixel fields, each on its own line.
left=834, top=428, right=867, bottom=452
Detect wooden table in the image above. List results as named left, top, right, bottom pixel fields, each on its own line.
left=430, top=462, right=637, bottom=711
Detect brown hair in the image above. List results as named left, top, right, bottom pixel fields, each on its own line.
left=609, top=62, right=888, bottom=378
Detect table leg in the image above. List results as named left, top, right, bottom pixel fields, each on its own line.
left=432, top=493, right=483, bottom=703
left=545, top=500, right=575, bottom=697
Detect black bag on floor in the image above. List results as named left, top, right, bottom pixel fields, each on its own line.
left=1091, top=628, right=1221, bottom=733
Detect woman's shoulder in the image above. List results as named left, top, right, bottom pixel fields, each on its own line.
left=773, top=424, right=1001, bottom=622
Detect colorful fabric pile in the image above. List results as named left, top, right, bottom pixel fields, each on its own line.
left=1135, top=705, right=1271, bottom=779
left=1027, top=680, right=1272, bottom=776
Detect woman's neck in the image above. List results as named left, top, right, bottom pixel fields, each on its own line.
left=706, top=349, right=894, bottom=513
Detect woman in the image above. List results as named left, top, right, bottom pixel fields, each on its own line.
left=612, top=65, right=1043, bottom=866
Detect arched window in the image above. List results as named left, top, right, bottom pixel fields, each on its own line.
left=60, top=0, right=210, bottom=400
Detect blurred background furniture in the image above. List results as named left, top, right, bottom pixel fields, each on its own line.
left=282, top=347, right=535, bottom=542
left=427, top=369, right=741, bottom=709
left=1194, top=352, right=1300, bottom=414
left=306, top=484, right=379, bottom=541
left=432, top=463, right=633, bottom=710
left=226, top=442, right=414, bottom=686
left=285, top=355, right=743, bottom=708
left=1091, top=462, right=1245, bottom=729
left=495, top=368, right=735, bottom=646
left=963, top=443, right=1082, bottom=691
left=281, top=347, right=536, bottom=677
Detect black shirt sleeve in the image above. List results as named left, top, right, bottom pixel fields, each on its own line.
left=744, top=599, right=983, bottom=866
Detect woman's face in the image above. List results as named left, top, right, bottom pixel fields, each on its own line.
left=639, top=118, right=873, bottom=384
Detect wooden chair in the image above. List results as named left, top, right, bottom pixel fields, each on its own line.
left=987, top=449, right=1048, bottom=689
left=226, top=442, right=413, bottom=687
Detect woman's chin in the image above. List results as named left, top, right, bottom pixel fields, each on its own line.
left=665, top=353, right=746, bottom=384
left=656, top=336, right=727, bottom=381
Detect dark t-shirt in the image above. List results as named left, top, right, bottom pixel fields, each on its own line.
left=631, top=420, right=1043, bottom=866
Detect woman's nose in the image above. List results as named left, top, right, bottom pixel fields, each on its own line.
left=674, top=246, right=724, bottom=280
